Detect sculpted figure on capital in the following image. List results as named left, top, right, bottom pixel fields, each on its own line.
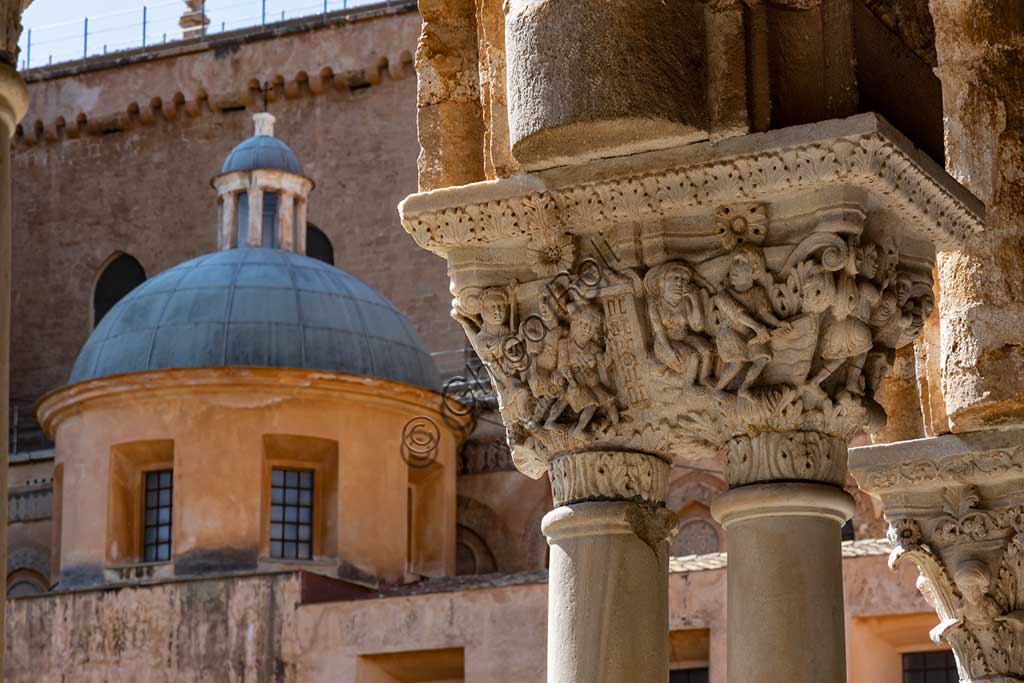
left=547, top=303, right=620, bottom=436
left=520, top=292, right=568, bottom=429
left=644, top=262, right=714, bottom=387
left=712, top=244, right=792, bottom=400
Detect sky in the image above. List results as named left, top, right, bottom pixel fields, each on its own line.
left=18, top=0, right=380, bottom=69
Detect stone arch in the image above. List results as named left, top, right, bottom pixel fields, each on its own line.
left=455, top=495, right=503, bottom=574
left=7, top=542, right=50, bottom=595
left=456, top=524, right=497, bottom=575
left=7, top=568, right=48, bottom=597
left=666, top=468, right=727, bottom=512
left=93, top=251, right=146, bottom=327
left=667, top=469, right=727, bottom=557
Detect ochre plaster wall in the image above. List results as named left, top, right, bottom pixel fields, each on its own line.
left=41, top=368, right=459, bottom=587
left=9, top=9, right=465, bottom=405
left=5, top=554, right=934, bottom=682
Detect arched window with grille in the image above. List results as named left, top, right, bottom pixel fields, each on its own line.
left=306, top=224, right=334, bottom=265
left=93, top=253, right=146, bottom=326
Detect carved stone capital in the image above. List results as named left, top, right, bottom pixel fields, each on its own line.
left=724, top=431, right=847, bottom=487
left=405, top=116, right=981, bottom=486
left=549, top=451, right=670, bottom=507
left=852, top=430, right=1024, bottom=682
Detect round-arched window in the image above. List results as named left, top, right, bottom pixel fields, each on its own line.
left=306, top=225, right=334, bottom=265
left=94, top=253, right=146, bottom=326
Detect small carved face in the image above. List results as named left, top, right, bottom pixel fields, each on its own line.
left=860, top=243, right=880, bottom=280
left=482, top=297, right=507, bottom=326
left=728, top=254, right=755, bottom=291
left=660, top=266, right=692, bottom=305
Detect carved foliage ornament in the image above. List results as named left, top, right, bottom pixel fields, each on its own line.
left=450, top=208, right=932, bottom=488
left=888, top=490, right=1024, bottom=680
left=402, top=133, right=982, bottom=254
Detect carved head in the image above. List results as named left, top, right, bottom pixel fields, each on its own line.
left=645, top=262, right=694, bottom=306
left=859, top=241, right=880, bottom=280
left=570, top=304, right=603, bottom=344
left=481, top=288, right=510, bottom=327
left=728, top=244, right=767, bottom=292
left=537, top=292, right=559, bottom=323
left=954, top=560, right=992, bottom=606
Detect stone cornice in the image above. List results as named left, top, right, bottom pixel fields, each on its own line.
left=400, top=114, right=984, bottom=253
left=851, top=429, right=1024, bottom=493
left=35, top=366, right=473, bottom=438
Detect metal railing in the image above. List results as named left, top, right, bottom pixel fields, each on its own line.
left=19, top=0, right=400, bottom=71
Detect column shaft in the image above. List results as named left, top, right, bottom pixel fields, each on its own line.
left=246, top=187, right=263, bottom=247
left=713, top=483, right=854, bottom=683
left=543, top=451, right=673, bottom=683
left=544, top=502, right=674, bottom=683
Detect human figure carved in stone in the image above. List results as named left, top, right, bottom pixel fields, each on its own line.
left=545, top=303, right=620, bottom=436
left=806, top=249, right=879, bottom=399
left=521, top=293, right=568, bottom=429
left=644, top=262, right=715, bottom=387
left=713, top=244, right=792, bottom=399
left=453, top=286, right=531, bottom=422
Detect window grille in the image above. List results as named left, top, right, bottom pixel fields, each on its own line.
left=143, top=470, right=173, bottom=562
left=902, top=651, right=958, bottom=683
left=270, top=468, right=314, bottom=560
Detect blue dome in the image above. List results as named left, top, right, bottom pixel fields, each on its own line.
left=222, top=135, right=304, bottom=175
left=70, top=248, right=439, bottom=390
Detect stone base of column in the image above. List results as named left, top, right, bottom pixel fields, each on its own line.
left=543, top=501, right=676, bottom=683
left=712, top=482, right=855, bottom=683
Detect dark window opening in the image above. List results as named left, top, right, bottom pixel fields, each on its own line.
left=842, top=519, right=856, bottom=542
left=671, top=668, right=709, bottom=683
left=94, top=253, right=146, bottom=326
left=903, top=651, right=957, bottom=683
left=306, top=224, right=334, bottom=265
left=143, top=470, right=173, bottom=563
left=270, top=468, right=314, bottom=560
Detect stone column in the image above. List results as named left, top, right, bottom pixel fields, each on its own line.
left=0, top=3, right=31, bottom=673
left=277, top=191, right=294, bottom=251
left=219, top=192, right=237, bottom=250
left=544, top=451, right=674, bottom=683
left=245, top=186, right=263, bottom=248
left=713, top=479, right=854, bottom=682
left=401, top=116, right=979, bottom=682
left=294, top=197, right=307, bottom=255
left=852, top=429, right=1024, bottom=682
left=928, top=0, right=1024, bottom=433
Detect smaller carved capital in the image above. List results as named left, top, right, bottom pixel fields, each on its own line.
left=549, top=451, right=670, bottom=507
left=854, top=434, right=1024, bottom=682
left=724, top=431, right=847, bottom=487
